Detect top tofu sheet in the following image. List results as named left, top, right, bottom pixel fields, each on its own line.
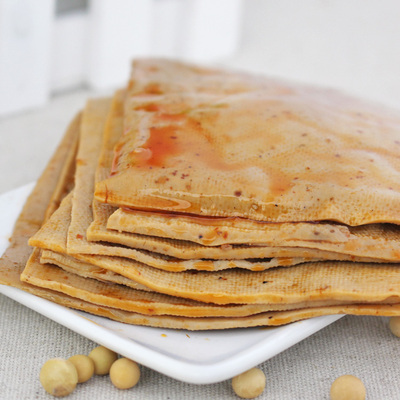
left=95, top=59, right=400, bottom=226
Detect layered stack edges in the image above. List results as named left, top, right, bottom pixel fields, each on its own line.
left=2, top=59, right=400, bottom=330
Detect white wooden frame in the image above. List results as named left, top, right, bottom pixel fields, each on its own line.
left=0, top=0, right=243, bottom=116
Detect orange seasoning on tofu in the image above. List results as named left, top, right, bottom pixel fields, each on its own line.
left=127, top=111, right=245, bottom=172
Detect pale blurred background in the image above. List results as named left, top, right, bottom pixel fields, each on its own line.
left=1, top=0, right=400, bottom=191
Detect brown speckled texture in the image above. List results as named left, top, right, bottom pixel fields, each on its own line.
left=96, top=59, right=400, bottom=226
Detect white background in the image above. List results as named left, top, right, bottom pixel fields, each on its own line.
left=1, top=0, right=400, bottom=117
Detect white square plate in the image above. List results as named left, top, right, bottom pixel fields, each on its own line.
left=0, top=184, right=342, bottom=384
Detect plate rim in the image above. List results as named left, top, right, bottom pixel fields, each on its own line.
left=0, top=183, right=343, bottom=384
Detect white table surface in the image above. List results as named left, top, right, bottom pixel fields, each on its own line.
left=1, top=84, right=400, bottom=400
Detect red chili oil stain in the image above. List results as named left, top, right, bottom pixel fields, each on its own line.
left=120, top=207, right=241, bottom=226
left=134, top=103, right=161, bottom=112
left=111, top=105, right=295, bottom=198
left=141, top=125, right=181, bottom=167
left=129, top=113, right=242, bottom=171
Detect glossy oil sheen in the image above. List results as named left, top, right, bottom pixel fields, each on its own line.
left=95, top=59, right=400, bottom=225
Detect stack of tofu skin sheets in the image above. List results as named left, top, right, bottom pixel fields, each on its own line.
left=2, top=58, right=400, bottom=330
